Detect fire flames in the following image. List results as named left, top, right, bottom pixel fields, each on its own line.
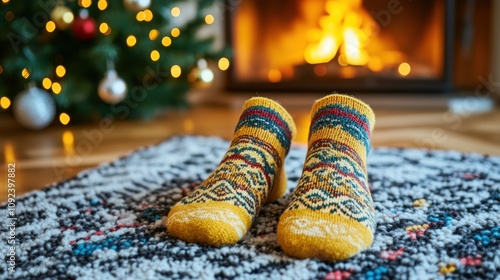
left=304, top=0, right=373, bottom=65
left=232, top=0, right=445, bottom=83
left=304, top=0, right=406, bottom=73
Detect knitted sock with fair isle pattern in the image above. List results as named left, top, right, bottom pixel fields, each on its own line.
left=277, top=94, right=376, bottom=261
left=167, top=97, right=296, bottom=246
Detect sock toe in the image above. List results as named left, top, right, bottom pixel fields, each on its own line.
left=277, top=209, right=373, bottom=261
left=166, top=202, right=252, bottom=247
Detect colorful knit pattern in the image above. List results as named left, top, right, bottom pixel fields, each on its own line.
left=167, top=97, right=296, bottom=246
left=277, top=94, right=376, bottom=261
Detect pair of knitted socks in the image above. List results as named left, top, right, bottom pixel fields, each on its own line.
left=166, top=94, right=376, bottom=261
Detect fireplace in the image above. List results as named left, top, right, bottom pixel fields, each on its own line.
left=224, top=0, right=488, bottom=94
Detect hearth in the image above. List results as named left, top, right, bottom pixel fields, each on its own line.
left=225, top=0, right=489, bottom=94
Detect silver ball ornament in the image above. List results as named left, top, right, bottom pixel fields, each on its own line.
left=13, top=87, right=56, bottom=130
left=98, top=70, right=127, bottom=104
left=123, top=0, right=151, bottom=12
left=188, top=59, right=215, bottom=89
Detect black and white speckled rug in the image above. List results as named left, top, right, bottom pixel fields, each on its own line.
left=1, top=136, right=500, bottom=280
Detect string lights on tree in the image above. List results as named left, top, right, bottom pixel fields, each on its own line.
left=0, top=0, right=230, bottom=129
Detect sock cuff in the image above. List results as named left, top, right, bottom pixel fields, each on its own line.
left=243, top=97, right=297, bottom=138
left=235, top=97, right=296, bottom=155
left=312, top=94, right=375, bottom=133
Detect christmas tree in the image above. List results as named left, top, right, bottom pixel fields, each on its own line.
left=0, top=0, right=228, bottom=129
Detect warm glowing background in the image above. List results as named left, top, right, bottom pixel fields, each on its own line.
left=232, top=0, right=444, bottom=83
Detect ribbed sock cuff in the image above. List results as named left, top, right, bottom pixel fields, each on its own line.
left=312, top=94, right=375, bottom=132
left=235, top=97, right=297, bottom=154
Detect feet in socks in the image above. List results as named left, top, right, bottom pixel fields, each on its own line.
left=166, top=97, right=296, bottom=246
left=277, top=94, right=376, bottom=261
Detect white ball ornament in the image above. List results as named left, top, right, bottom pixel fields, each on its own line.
left=13, top=87, right=56, bottom=130
left=188, top=59, right=215, bottom=89
left=98, top=70, right=127, bottom=104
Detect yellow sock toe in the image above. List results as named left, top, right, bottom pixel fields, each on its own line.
left=277, top=209, right=373, bottom=261
left=167, top=202, right=252, bottom=246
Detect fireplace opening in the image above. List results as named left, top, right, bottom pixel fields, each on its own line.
left=226, top=0, right=457, bottom=93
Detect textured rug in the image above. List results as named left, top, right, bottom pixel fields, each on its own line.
left=1, top=136, right=500, bottom=280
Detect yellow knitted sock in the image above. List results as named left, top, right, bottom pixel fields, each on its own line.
left=166, top=97, right=296, bottom=246
left=277, top=94, right=376, bottom=261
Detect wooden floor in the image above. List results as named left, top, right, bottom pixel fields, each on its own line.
left=1, top=102, right=499, bottom=203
